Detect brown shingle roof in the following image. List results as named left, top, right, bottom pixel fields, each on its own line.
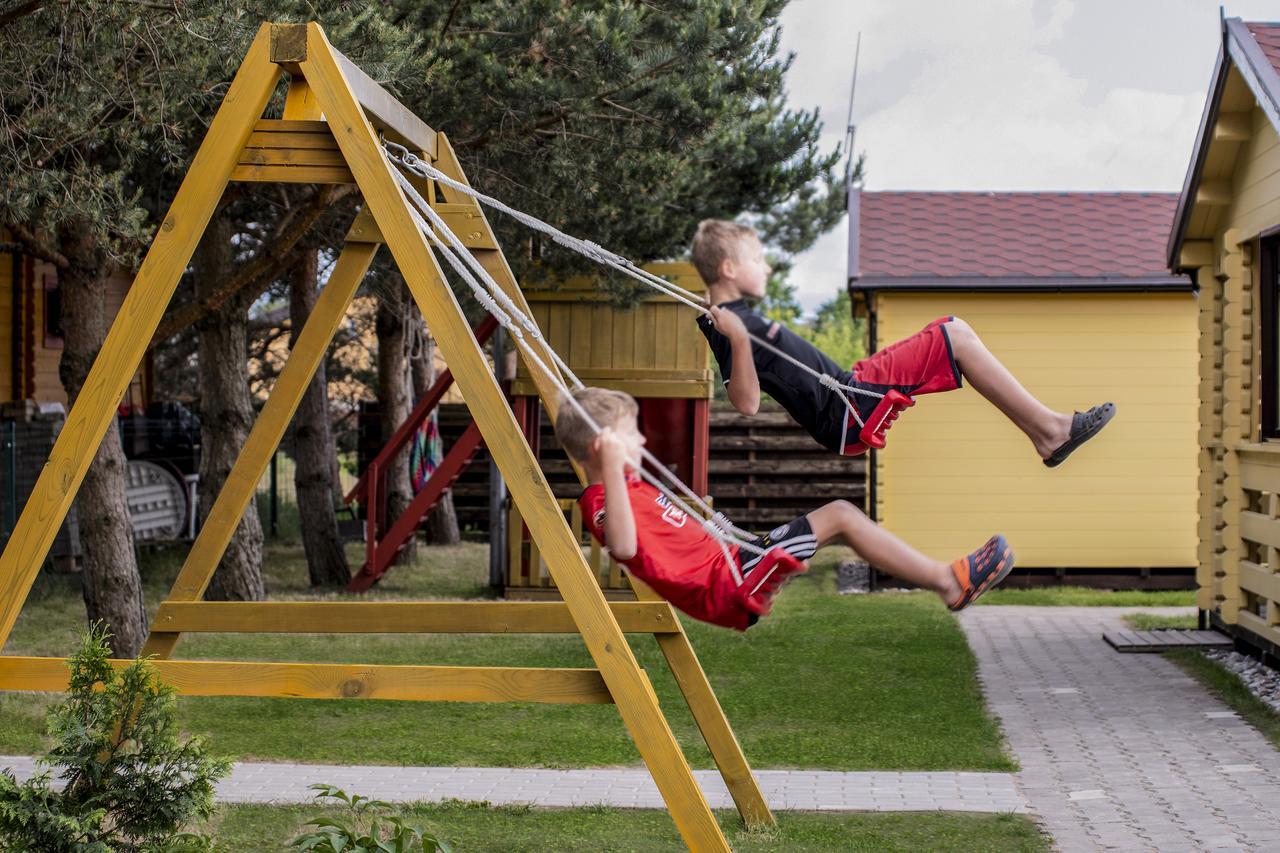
left=1246, top=23, right=1280, bottom=77
left=854, top=191, right=1187, bottom=290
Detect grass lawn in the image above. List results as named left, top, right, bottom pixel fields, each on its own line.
left=976, top=587, right=1195, bottom=607
left=1123, top=612, right=1199, bottom=631
left=204, top=801, right=1048, bottom=852
left=0, top=543, right=1013, bottom=772
left=1165, top=650, right=1280, bottom=752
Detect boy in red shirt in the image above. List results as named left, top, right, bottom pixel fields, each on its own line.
left=691, top=219, right=1115, bottom=462
left=555, top=386, right=1015, bottom=630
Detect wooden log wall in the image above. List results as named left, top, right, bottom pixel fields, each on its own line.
left=438, top=401, right=867, bottom=535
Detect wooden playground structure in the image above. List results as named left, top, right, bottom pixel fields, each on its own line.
left=0, top=23, right=772, bottom=851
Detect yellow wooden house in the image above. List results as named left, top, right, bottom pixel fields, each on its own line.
left=1169, top=17, right=1280, bottom=651
left=850, top=190, right=1198, bottom=584
left=0, top=234, right=144, bottom=407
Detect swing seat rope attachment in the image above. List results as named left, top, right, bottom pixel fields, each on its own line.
left=735, top=548, right=809, bottom=618
left=852, top=389, right=916, bottom=454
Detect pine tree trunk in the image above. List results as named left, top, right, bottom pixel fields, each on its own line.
left=56, top=225, right=147, bottom=659
left=412, top=327, right=460, bottom=546
left=375, top=277, right=416, bottom=560
left=194, top=214, right=265, bottom=602
left=290, top=248, right=350, bottom=587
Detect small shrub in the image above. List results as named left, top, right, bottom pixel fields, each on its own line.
left=0, top=625, right=230, bottom=851
left=290, top=784, right=451, bottom=852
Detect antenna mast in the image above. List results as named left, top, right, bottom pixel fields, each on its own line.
left=844, top=32, right=862, bottom=195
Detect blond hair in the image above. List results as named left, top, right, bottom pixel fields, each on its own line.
left=690, top=219, right=758, bottom=284
left=554, top=386, right=639, bottom=463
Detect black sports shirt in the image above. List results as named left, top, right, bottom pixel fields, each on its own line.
left=697, top=299, right=853, bottom=453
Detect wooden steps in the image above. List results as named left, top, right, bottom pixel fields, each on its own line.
left=1103, top=629, right=1233, bottom=653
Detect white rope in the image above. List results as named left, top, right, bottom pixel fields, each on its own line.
left=390, top=167, right=767, bottom=566
left=382, top=142, right=884, bottom=430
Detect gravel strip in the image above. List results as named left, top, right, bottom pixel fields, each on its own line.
left=1203, top=648, right=1280, bottom=714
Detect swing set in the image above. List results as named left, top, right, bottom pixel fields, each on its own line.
left=0, top=22, right=902, bottom=850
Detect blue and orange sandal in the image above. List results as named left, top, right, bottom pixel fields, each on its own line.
left=1044, top=403, right=1116, bottom=468
left=947, top=534, right=1015, bottom=612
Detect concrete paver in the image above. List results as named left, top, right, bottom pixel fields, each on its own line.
left=960, top=606, right=1280, bottom=852
left=0, top=756, right=1024, bottom=812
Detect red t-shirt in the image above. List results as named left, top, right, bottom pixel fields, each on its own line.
left=580, top=479, right=752, bottom=630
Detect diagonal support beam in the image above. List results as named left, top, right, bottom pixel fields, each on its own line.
left=431, top=133, right=775, bottom=829
left=299, top=24, right=729, bottom=851
left=0, top=25, right=283, bottom=651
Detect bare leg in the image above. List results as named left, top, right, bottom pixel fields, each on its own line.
left=944, top=318, right=1073, bottom=460
left=806, top=501, right=963, bottom=605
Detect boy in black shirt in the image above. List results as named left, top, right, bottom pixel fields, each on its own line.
left=692, top=219, right=1114, bottom=463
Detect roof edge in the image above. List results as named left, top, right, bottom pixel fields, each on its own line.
left=1167, top=29, right=1230, bottom=271
left=1226, top=18, right=1280, bottom=136
left=1170, top=19, right=1280, bottom=271
left=848, top=275, right=1194, bottom=293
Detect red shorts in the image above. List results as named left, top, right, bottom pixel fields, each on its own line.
left=841, top=316, right=963, bottom=454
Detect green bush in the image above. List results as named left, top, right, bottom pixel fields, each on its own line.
left=0, top=626, right=230, bottom=851
left=290, top=785, right=451, bottom=852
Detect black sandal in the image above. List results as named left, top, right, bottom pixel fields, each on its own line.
left=1043, top=403, right=1116, bottom=468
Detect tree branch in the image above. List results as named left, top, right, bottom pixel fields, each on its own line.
left=148, top=185, right=355, bottom=347
left=0, top=0, right=49, bottom=28
left=7, top=222, right=69, bottom=269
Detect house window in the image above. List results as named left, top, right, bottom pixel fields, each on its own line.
left=42, top=274, right=62, bottom=349
left=1262, top=235, right=1280, bottom=439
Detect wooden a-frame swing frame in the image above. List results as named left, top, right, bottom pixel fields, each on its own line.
left=0, top=22, right=773, bottom=852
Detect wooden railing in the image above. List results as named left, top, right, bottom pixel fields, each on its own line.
left=344, top=316, right=498, bottom=591
left=1230, top=445, right=1280, bottom=647
left=507, top=499, right=629, bottom=598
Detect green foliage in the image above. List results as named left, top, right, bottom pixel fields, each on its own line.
left=759, top=258, right=802, bottom=325
left=289, top=785, right=451, bottom=853
left=802, top=289, right=864, bottom=369
left=0, top=626, right=229, bottom=852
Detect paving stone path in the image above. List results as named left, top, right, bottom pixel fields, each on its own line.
left=0, top=755, right=1023, bottom=813
left=960, top=606, right=1280, bottom=852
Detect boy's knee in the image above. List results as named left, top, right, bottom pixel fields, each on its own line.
left=831, top=499, right=865, bottom=525
left=945, top=317, right=973, bottom=339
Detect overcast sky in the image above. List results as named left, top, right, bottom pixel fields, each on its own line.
left=776, top=0, right=1280, bottom=313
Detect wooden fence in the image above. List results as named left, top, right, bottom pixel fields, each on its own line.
left=438, top=401, right=867, bottom=536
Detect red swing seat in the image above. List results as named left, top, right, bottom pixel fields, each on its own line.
left=735, top=547, right=809, bottom=617
left=858, top=388, right=916, bottom=450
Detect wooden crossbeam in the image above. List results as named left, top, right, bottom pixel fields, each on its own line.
left=0, top=657, right=611, bottom=704
left=152, top=601, right=683, bottom=634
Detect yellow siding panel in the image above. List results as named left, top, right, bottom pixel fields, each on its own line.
left=1224, top=106, right=1280, bottom=240
left=876, top=292, right=1198, bottom=568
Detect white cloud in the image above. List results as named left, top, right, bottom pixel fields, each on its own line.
left=774, top=0, right=1260, bottom=313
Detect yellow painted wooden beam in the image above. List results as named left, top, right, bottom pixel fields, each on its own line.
left=142, top=239, right=376, bottom=659
left=1213, top=111, right=1253, bottom=142
left=230, top=164, right=354, bottom=184
left=0, top=24, right=283, bottom=652
left=299, top=28, right=728, bottom=851
left=1196, top=179, right=1233, bottom=207
left=345, top=208, right=383, bottom=244
left=283, top=77, right=323, bottom=121
left=152, top=601, right=683, bottom=634
left=0, top=657, right=612, bottom=704
left=247, top=119, right=339, bottom=145
left=1179, top=240, right=1215, bottom=269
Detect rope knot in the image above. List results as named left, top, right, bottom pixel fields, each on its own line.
left=818, top=373, right=843, bottom=391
